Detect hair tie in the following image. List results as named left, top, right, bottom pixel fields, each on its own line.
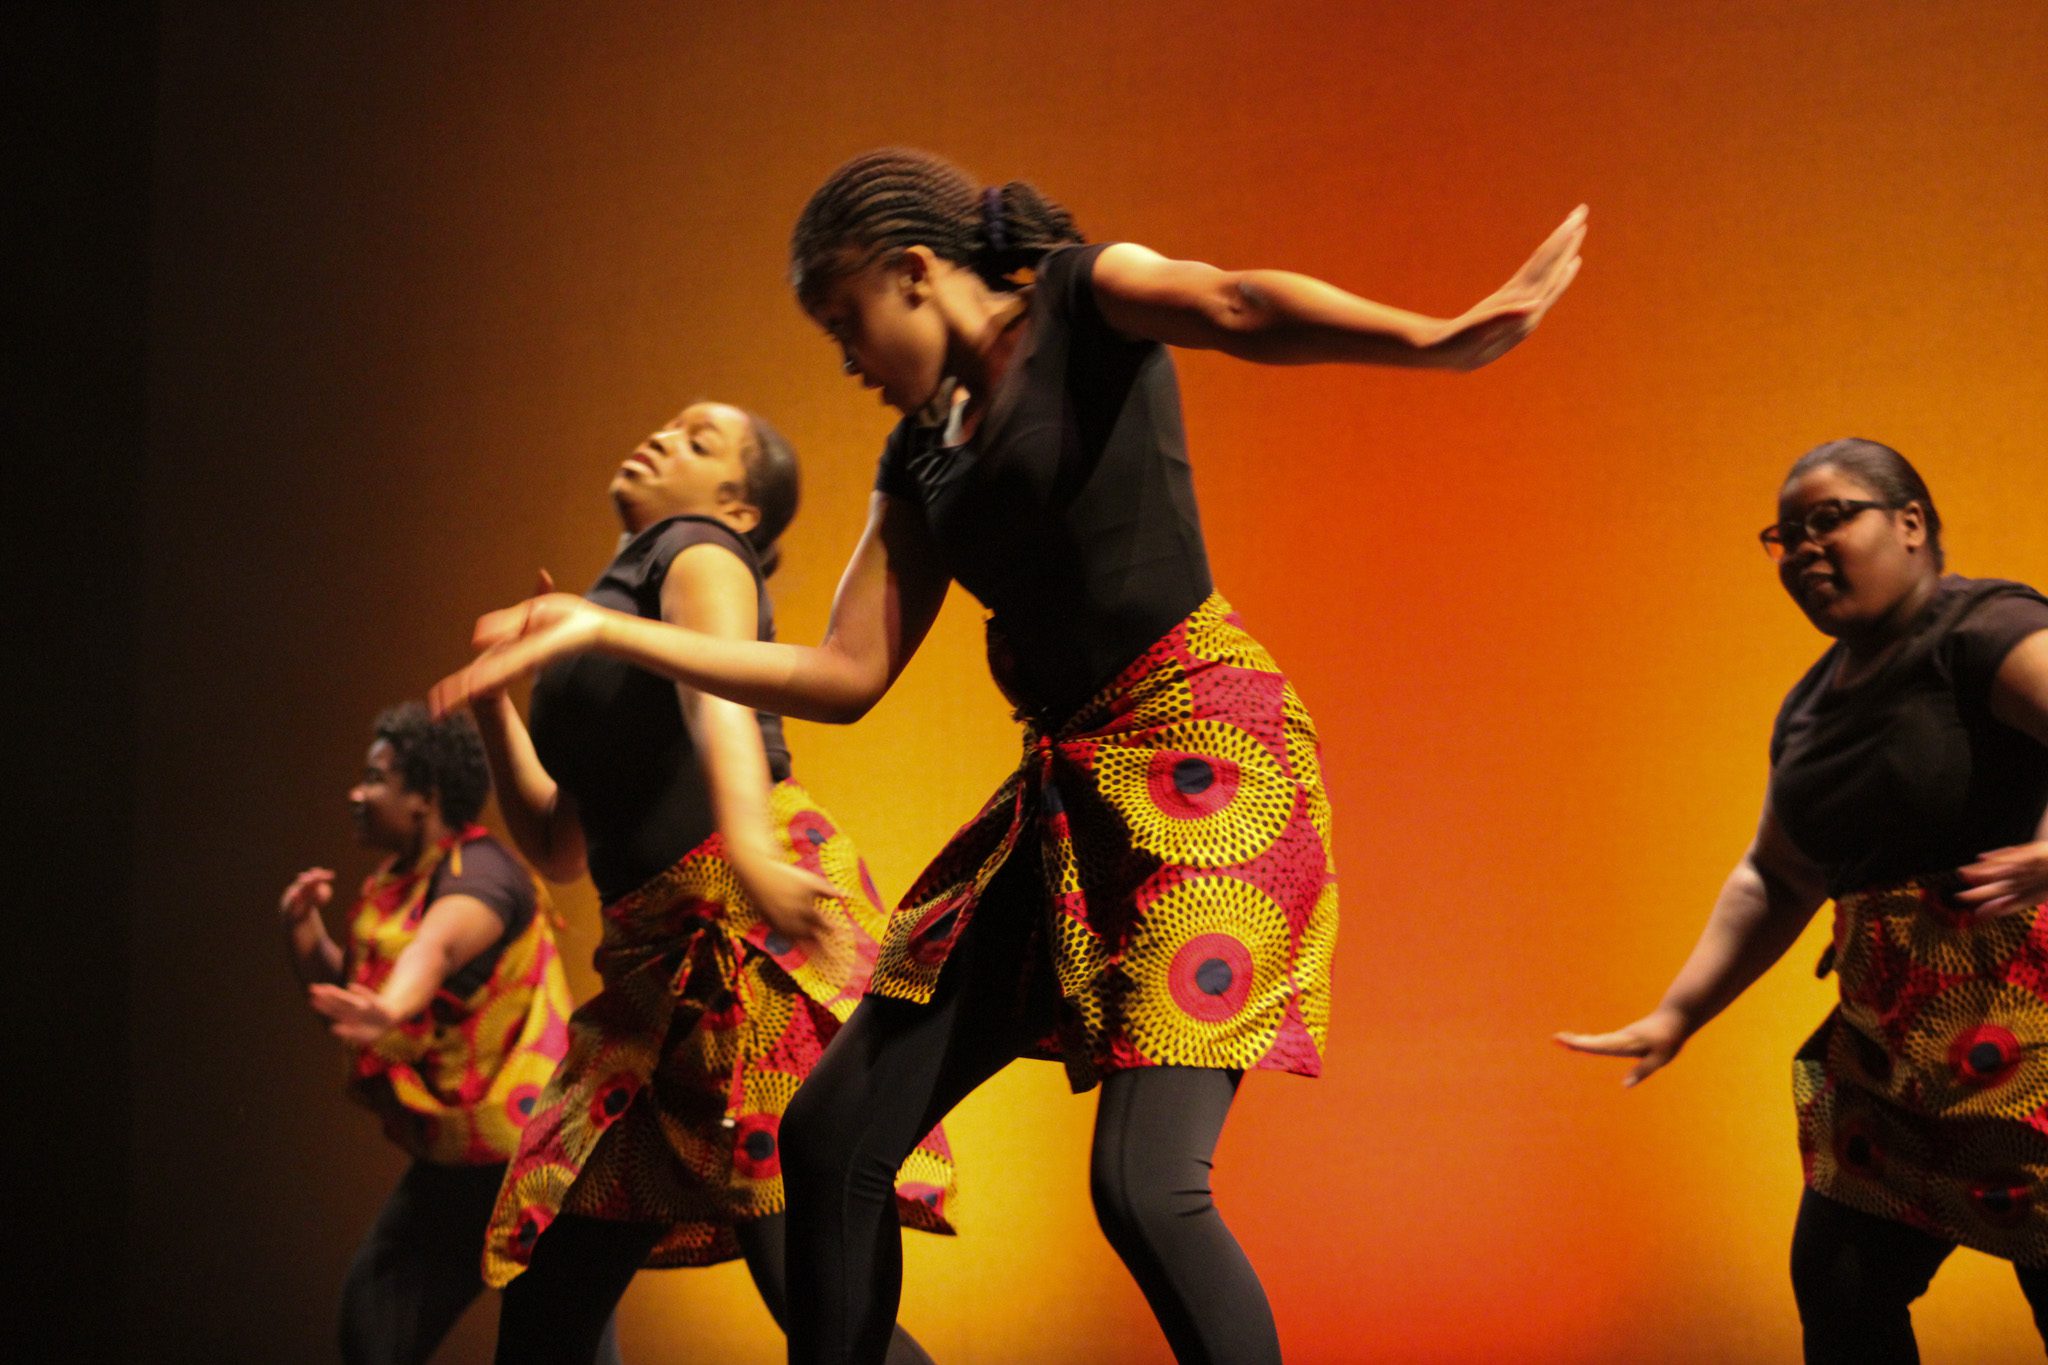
left=981, top=186, right=1008, bottom=255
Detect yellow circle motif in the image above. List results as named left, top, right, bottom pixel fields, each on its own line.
left=1123, top=875, right=1291, bottom=1068
left=1091, top=721, right=1294, bottom=868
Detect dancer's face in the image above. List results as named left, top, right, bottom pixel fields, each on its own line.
left=608, top=402, right=759, bottom=536
left=1774, top=464, right=1932, bottom=638
left=807, top=248, right=953, bottom=417
left=348, top=740, right=432, bottom=853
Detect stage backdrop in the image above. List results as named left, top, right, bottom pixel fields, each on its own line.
left=129, top=2, right=2048, bottom=1360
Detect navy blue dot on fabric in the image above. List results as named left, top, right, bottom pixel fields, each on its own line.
left=1845, top=1135, right=1875, bottom=1168
left=1970, top=1041, right=2007, bottom=1076
left=1984, top=1187, right=2021, bottom=1215
left=517, top=1095, right=535, bottom=1117
left=743, top=1130, right=777, bottom=1161
left=765, top=931, right=792, bottom=956
left=807, top=828, right=828, bottom=846
left=1195, top=957, right=1234, bottom=996
left=603, top=1088, right=630, bottom=1116
left=1043, top=782, right=1064, bottom=815
left=1173, top=757, right=1215, bottom=796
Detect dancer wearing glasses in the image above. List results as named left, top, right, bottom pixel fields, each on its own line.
left=1561, top=438, right=2048, bottom=1363
left=467, top=404, right=951, bottom=1365
left=436, top=149, right=1583, bottom=1364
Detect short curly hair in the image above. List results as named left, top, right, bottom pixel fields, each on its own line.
left=371, top=701, right=492, bottom=827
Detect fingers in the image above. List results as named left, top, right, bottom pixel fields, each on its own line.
left=1552, top=1030, right=1650, bottom=1058
left=536, top=568, right=556, bottom=594
left=1623, top=1050, right=1670, bottom=1088
left=472, top=602, right=532, bottom=650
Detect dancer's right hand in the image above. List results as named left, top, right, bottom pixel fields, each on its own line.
left=1429, top=204, right=1587, bottom=371
left=738, top=857, right=847, bottom=948
left=1553, top=1007, right=1688, bottom=1087
left=279, top=867, right=335, bottom=924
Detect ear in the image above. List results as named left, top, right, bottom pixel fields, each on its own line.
left=1896, top=500, right=1929, bottom=552
left=894, top=245, right=938, bottom=302
left=717, top=481, right=763, bottom=534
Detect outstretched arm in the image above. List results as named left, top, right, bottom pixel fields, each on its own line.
left=432, top=493, right=951, bottom=726
left=1091, top=206, right=1585, bottom=371
left=307, top=893, right=505, bottom=1045
left=1556, top=796, right=1828, bottom=1086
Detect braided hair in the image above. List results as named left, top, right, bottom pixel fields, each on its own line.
left=790, top=148, right=1085, bottom=309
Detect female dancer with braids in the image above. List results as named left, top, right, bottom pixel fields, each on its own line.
left=1561, top=439, right=2048, bottom=1363
left=436, top=150, right=1584, bottom=1364
left=278, top=703, right=607, bottom=1365
left=468, top=403, right=952, bottom=1364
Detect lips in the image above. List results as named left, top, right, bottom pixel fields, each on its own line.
left=624, top=449, right=659, bottom=474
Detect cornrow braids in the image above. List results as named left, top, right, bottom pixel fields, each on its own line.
left=737, top=409, right=799, bottom=578
left=790, top=147, right=1084, bottom=307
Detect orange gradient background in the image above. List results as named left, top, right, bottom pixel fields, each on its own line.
left=126, top=2, right=2048, bottom=1361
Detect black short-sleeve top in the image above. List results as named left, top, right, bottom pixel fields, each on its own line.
left=431, top=835, right=537, bottom=998
left=528, top=516, right=792, bottom=905
left=874, top=242, right=1214, bottom=719
left=1769, top=575, right=2048, bottom=895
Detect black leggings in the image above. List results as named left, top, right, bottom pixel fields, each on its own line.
left=493, top=1199, right=934, bottom=1364
left=1791, top=1188, right=2048, bottom=1363
left=781, top=854, right=1279, bottom=1365
left=339, top=1160, right=622, bottom=1365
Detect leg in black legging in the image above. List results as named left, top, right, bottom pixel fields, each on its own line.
left=737, top=1215, right=934, bottom=1365
left=781, top=854, right=1055, bottom=1365
left=2009, top=1260, right=2048, bottom=1350
left=1090, top=1067, right=1279, bottom=1365
left=1790, top=1188, right=1953, bottom=1365
left=338, top=1161, right=502, bottom=1365
left=494, top=1214, right=660, bottom=1365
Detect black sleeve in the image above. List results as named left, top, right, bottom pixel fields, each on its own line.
left=873, top=419, right=921, bottom=501
left=1041, top=241, right=1143, bottom=355
left=429, top=840, right=536, bottom=939
left=621, top=517, right=760, bottom=599
left=1947, top=583, right=2048, bottom=705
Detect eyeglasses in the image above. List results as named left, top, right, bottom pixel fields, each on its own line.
left=1758, top=499, right=1892, bottom=561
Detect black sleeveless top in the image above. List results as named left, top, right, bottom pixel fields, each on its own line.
left=528, top=516, right=792, bottom=904
left=875, top=242, right=1214, bottom=719
left=1770, top=575, right=2048, bottom=895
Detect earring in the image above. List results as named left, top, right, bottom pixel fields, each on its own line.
left=842, top=359, right=857, bottom=376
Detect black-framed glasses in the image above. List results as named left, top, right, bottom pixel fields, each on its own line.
left=1758, top=499, right=1892, bottom=561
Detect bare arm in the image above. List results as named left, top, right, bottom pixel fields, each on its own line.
left=660, top=543, right=841, bottom=942
left=307, top=893, right=506, bottom=1046
left=1090, top=206, right=1585, bottom=371
left=279, top=867, right=347, bottom=988
left=1958, top=629, right=2048, bottom=910
left=471, top=689, right=587, bottom=884
left=1557, top=797, right=1829, bottom=1085
left=432, top=493, right=951, bottom=726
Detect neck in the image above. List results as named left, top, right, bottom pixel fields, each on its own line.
left=1841, top=571, right=1940, bottom=663
left=948, top=287, right=1028, bottom=399
left=400, top=811, right=456, bottom=867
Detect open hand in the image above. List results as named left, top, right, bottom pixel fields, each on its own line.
left=430, top=582, right=609, bottom=718
left=1554, top=1006, right=1687, bottom=1088
left=1432, top=205, right=1587, bottom=370
left=308, top=982, right=400, bottom=1046
left=1956, top=841, right=2048, bottom=918
left=279, top=867, right=335, bottom=924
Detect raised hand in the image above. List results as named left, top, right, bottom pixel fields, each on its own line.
left=307, top=982, right=400, bottom=1046
left=1431, top=205, right=1587, bottom=371
left=1554, top=1005, right=1688, bottom=1088
left=279, top=867, right=336, bottom=924
left=1956, top=841, right=2048, bottom=918
left=430, top=584, right=612, bottom=718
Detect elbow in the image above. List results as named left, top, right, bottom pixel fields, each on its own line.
left=811, top=695, right=876, bottom=726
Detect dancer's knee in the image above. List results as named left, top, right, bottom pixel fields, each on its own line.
left=1089, top=1145, right=1214, bottom=1250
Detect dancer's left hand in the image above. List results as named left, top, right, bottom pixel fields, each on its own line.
left=1956, top=841, right=2048, bottom=918
left=430, top=589, right=612, bottom=717
left=308, top=982, right=400, bottom=1045
left=1430, top=204, right=1587, bottom=370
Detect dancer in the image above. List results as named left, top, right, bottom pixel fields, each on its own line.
left=434, top=149, right=1583, bottom=1364
left=1560, top=439, right=2048, bottom=1363
left=467, top=402, right=952, bottom=1365
left=279, top=703, right=604, bottom=1365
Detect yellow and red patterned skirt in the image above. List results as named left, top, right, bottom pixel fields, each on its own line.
left=483, top=781, right=957, bottom=1287
left=869, top=593, right=1338, bottom=1092
left=1796, top=877, right=2048, bottom=1263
